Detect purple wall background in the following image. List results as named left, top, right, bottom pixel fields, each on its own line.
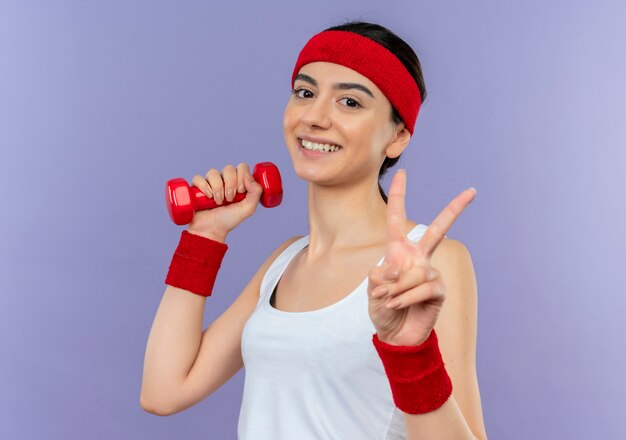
left=1, top=1, right=624, bottom=438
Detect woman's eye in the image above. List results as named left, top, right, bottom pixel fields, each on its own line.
left=292, top=88, right=313, bottom=98
left=291, top=88, right=361, bottom=109
left=339, top=97, right=362, bottom=108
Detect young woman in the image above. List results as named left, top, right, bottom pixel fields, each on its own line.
left=141, top=21, right=487, bottom=440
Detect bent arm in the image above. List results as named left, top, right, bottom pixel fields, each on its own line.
left=140, top=234, right=302, bottom=416
left=140, top=229, right=227, bottom=415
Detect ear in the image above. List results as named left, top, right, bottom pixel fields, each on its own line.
left=384, top=125, right=411, bottom=159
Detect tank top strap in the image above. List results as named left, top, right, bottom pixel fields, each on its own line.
left=258, top=236, right=309, bottom=306
left=407, top=223, right=429, bottom=243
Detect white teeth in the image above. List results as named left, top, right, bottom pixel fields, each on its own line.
left=301, top=139, right=341, bottom=152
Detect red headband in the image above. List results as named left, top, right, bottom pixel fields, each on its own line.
left=291, top=30, right=421, bottom=135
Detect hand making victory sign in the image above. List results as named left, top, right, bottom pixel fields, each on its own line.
left=367, top=169, right=477, bottom=347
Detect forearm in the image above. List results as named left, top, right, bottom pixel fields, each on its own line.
left=403, top=394, right=482, bottom=440
left=140, top=285, right=206, bottom=406
left=141, top=228, right=228, bottom=410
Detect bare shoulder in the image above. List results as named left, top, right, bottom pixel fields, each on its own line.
left=269, top=235, right=306, bottom=263
left=409, top=219, right=473, bottom=268
left=246, top=234, right=306, bottom=299
left=244, top=235, right=303, bottom=299
left=430, top=237, right=472, bottom=267
left=429, top=237, right=476, bottom=301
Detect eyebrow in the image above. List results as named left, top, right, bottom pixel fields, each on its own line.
left=294, top=73, right=375, bottom=98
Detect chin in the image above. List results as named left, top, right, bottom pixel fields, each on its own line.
left=292, top=162, right=324, bottom=180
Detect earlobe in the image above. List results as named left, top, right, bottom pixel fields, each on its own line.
left=385, top=126, right=411, bottom=159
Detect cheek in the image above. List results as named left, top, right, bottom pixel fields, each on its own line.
left=342, top=116, right=379, bottom=146
left=282, top=110, right=299, bottom=147
left=282, top=105, right=299, bottom=131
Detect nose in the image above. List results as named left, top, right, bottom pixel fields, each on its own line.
left=300, top=94, right=332, bottom=129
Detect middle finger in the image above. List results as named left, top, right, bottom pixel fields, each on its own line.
left=222, top=165, right=238, bottom=202
left=236, top=162, right=251, bottom=194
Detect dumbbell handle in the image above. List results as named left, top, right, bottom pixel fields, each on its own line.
left=166, top=161, right=282, bottom=225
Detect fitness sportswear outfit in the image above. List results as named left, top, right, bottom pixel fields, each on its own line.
left=238, top=224, right=429, bottom=439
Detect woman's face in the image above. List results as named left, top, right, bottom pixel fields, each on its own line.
left=283, top=61, right=408, bottom=186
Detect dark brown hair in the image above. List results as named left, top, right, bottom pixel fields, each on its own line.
left=324, top=20, right=427, bottom=203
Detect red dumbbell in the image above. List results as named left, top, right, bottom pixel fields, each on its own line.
left=166, top=162, right=283, bottom=225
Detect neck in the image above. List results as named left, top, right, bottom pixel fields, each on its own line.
left=305, top=172, right=389, bottom=259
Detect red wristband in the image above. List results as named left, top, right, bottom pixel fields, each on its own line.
left=164, top=230, right=228, bottom=297
left=372, top=329, right=453, bottom=414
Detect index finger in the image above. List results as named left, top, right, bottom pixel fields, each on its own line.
left=419, top=187, right=477, bottom=258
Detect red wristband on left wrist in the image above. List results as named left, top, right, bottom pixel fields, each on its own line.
left=372, top=329, right=453, bottom=414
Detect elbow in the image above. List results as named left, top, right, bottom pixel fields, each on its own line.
left=140, top=376, right=190, bottom=416
left=140, top=393, right=176, bottom=417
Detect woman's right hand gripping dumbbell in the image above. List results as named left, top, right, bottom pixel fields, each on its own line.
left=188, top=163, right=264, bottom=240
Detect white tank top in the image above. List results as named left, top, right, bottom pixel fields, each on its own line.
left=238, top=224, right=429, bottom=439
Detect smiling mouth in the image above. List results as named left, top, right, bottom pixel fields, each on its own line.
left=298, top=138, right=343, bottom=153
